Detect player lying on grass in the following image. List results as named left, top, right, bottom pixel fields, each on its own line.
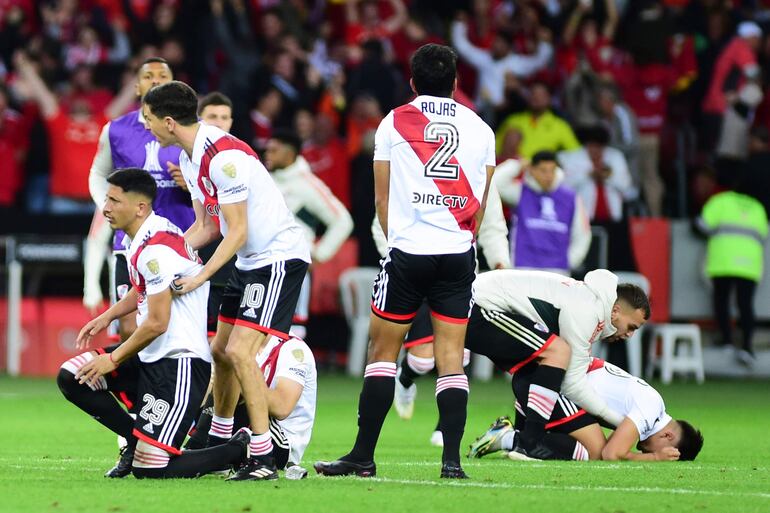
left=461, top=268, right=649, bottom=459
left=57, top=169, right=250, bottom=479
left=468, top=357, right=704, bottom=461
left=184, top=333, right=317, bottom=479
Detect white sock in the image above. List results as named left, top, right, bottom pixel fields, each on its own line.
left=209, top=415, right=234, bottom=439
left=250, top=431, right=273, bottom=457
left=501, top=430, right=517, bottom=451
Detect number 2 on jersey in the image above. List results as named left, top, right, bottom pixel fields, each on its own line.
left=423, top=122, right=459, bottom=180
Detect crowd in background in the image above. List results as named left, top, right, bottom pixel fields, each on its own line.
left=2, top=0, right=770, bottom=222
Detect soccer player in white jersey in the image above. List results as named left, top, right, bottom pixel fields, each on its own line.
left=462, top=268, right=649, bottom=459
left=470, top=358, right=704, bottom=462
left=60, top=169, right=251, bottom=478
left=315, top=44, right=496, bottom=480
left=141, top=81, right=311, bottom=481
left=187, top=333, right=317, bottom=479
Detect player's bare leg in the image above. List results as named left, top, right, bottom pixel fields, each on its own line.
left=314, top=314, right=409, bottom=477
left=207, top=321, right=240, bottom=446
left=224, top=325, right=277, bottom=481
left=432, top=317, right=469, bottom=478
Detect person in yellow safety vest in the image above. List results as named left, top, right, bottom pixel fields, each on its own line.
left=696, top=182, right=768, bottom=367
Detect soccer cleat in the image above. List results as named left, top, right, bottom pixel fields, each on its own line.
left=440, top=461, right=469, bottom=479
left=736, top=349, right=756, bottom=368
left=467, top=416, right=514, bottom=458
left=393, top=368, right=417, bottom=420
left=285, top=464, right=309, bottom=480
left=430, top=430, right=444, bottom=447
left=508, top=439, right=557, bottom=461
left=105, top=444, right=134, bottom=478
left=226, top=454, right=279, bottom=481
left=313, top=459, right=376, bottom=477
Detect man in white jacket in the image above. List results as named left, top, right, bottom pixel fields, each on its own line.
left=264, top=130, right=354, bottom=338
left=494, top=151, right=591, bottom=275
left=466, top=268, right=649, bottom=458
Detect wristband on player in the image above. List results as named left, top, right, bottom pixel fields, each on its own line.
left=109, top=352, right=118, bottom=365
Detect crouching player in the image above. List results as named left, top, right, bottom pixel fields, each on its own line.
left=186, top=333, right=317, bottom=479
left=469, top=358, right=704, bottom=461
left=58, top=169, right=250, bottom=478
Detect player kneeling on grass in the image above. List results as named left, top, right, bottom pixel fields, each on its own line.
left=185, top=333, right=317, bottom=479
left=469, top=358, right=704, bottom=461
left=58, top=168, right=250, bottom=479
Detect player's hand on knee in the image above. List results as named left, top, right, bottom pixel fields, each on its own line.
left=76, top=316, right=110, bottom=349
left=75, top=353, right=117, bottom=387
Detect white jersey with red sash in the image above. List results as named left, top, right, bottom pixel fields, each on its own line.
left=126, top=213, right=212, bottom=363
left=179, top=123, right=310, bottom=271
left=373, top=95, right=496, bottom=255
left=256, top=335, right=317, bottom=465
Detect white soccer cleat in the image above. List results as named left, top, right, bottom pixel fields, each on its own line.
left=285, top=464, right=309, bottom=480
left=430, top=430, right=444, bottom=447
left=393, top=368, right=417, bottom=420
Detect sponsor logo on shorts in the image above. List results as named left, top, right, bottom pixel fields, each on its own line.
left=243, top=307, right=257, bottom=318
left=143, top=422, right=155, bottom=434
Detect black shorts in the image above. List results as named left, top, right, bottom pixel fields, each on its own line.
left=98, top=344, right=140, bottom=412
left=465, top=305, right=557, bottom=374
left=219, top=259, right=309, bottom=339
left=133, top=357, right=211, bottom=455
left=113, top=254, right=131, bottom=302
left=512, top=365, right=595, bottom=433
left=371, top=247, right=475, bottom=324
left=404, top=302, right=433, bottom=348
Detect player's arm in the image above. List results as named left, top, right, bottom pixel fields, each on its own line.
left=473, top=165, right=495, bottom=238
left=76, top=287, right=139, bottom=349
left=476, top=179, right=511, bottom=269
left=14, top=51, right=59, bottom=119
left=89, top=124, right=114, bottom=208
left=492, top=159, right=524, bottom=206
left=77, top=289, right=171, bottom=387
left=83, top=209, right=112, bottom=313
left=267, top=378, right=304, bottom=420
left=303, top=174, right=354, bottom=263
left=602, top=418, right=680, bottom=461
left=450, top=19, right=493, bottom=70
left=184, top=198, right=220, bottom=250
left=371, top=216, right=388, bottom=258
left=374, top=160, right=390, bottom=236
left=568, top=196, right=592, bottom=270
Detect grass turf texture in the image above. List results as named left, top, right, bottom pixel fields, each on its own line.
left=0, top=376, right=768, bottom=513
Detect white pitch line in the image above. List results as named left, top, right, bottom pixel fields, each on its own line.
left=367, top=477, right=770, bottom=500
left=380, top=461, right=768, bottom=472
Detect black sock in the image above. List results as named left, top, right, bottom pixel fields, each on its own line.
left=57, top=369, right=134, bottom=439
left=184, top=409, right=212, bottom=450
left=520, top=365, right=565, bottom=449
left=132, top=442, right=244, bottom=479
left=398, top=357, right=420, bottom=388
left=434, top=419, right=441, bottom=432
left=436, top=374, right=469, bottom=464
left=344, top=363, right=397, bottom=462
left=541, top=432, right=588, bottom=460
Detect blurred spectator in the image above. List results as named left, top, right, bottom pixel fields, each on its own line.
left=344, top=0, right=407, bottom=63
left=295, top=108, right=315, bottom=145
left=716, top=82, right=763, bottom=160
left=346, top=93, right=382, bottom=158
left=0, top=82, right=28, bottom=206
left=559, top=125, right=634, bottom=223
left=63, top=22, right=130, bottom=71
left=494, top=151, right=591, bottom=275
left=702, top=21, right=763, bottom=150
left=561, top=0, right=619, bottom=78
left=496, top=82, right=580, bottom=159
left=302, top=112, right=351, bottom=209
left=346, top=39, right=404, bottom=114
left=746, top=126, right=770, bottom=214
left=250, top=86, right=283, bottom=153
left=61, top=64, right=113, bottom=114
left=696, top=172, right=768, bottom=366
left=596, top=83, right=639, bottom=187
left=13, top=51, right=129, bottom=213
left=391, top=17, right=443, bottom=76
left=451, top=16, right=553, bottom=121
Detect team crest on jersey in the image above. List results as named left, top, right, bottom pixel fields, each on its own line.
left=222, top=162, right=237, bottom=178
left=147, top=259, right=160, bottom=275
left=292, top=349, right=305, bottom=362
left=202, top=176, right=215, bottom=197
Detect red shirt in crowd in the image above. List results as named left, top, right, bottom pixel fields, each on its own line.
left=0, top=107, right=28, bottom=205
left=703, top=36, right=758, bottom=115
left=45, top=110, right=107, bottom=200
left=302, top=138, right=351, bottom=209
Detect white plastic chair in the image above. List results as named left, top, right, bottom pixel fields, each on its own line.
left=646, top=324, right=705, bottom=384
left=339, top=267, right=379, bottom=376
left=591, top=271, right=649, bottom=377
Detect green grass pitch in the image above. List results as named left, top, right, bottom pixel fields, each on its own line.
left=0, top=375, right=768, bottom=513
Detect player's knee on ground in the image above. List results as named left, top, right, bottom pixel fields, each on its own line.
left=538, top=336, right=570, bottom=368
left=131, top=440, right=171, bottom=479
left=57, top=351, right=106, bottom=398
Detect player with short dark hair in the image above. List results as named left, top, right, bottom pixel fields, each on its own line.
left=315, top=43, right=496, bottom=480
left=469, top=357, right=704, bottom=462
left=143, top=81, right=311, bottom=481
left=198, top=92, right=234, bottom=133
left=59, top=168, right=250, bottom=479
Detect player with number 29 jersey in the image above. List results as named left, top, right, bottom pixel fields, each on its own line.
left=374, top=96, right=496, bottom=255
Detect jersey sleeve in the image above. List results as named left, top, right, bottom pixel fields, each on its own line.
left=485, top=125, right=497, bottom=167
left=275, top=340, right=314, bottom=386
left=373, top=111, right=394, bottom=162
left=136, top=245, right=178, bottom=295
left=88, top=122, right=113, bottom=207
left=209, top=149, right=252, bottom=204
